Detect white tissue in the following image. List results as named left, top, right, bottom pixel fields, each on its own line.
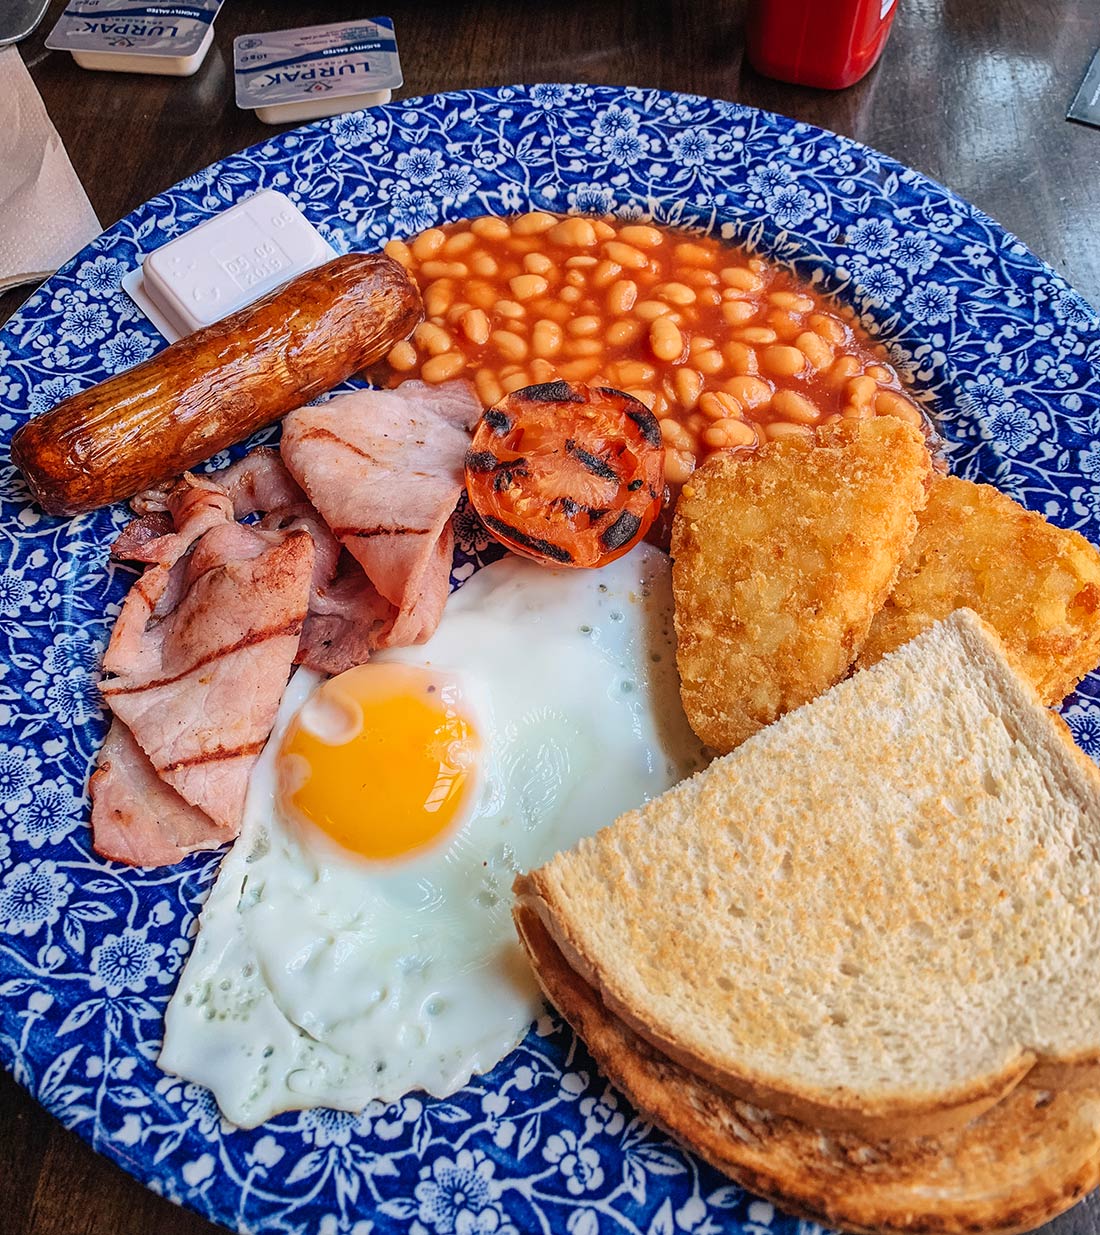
left=0, top=46, right=102, bottom=293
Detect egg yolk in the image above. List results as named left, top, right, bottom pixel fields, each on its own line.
left=276, top=664, right=481, bottom=861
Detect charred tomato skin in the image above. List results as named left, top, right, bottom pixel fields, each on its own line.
left=464, top=382, right=665, bottom=569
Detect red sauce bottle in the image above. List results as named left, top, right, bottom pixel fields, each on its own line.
left=745, top=0, right=898, bottom=90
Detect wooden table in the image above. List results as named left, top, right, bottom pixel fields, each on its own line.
left=3, top=2, right=1100, bottom=1232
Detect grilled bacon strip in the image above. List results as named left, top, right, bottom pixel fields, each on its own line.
left=90, top=468, right=315, bottom=864
left=280, top=380, right=480, bottom=650
left=99, top=525, right=313, bottom=830
left=90, top=722, right=229, bottom=867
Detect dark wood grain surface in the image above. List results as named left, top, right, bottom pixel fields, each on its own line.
left=3, top=1, right=1100, bottom=1232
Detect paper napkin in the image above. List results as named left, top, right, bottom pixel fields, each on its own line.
left=0, top=46, right=101, bottom=293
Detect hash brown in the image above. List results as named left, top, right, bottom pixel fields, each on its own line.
left=855, top=475, right=1100, bottom=704
left=671, top=417, right=931, bottom=752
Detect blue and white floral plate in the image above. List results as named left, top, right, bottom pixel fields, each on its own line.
left=1, top=84, right=1099, bottom=1235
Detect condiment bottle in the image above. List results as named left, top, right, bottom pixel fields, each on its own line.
left=745, top=0, right=898, bottom=90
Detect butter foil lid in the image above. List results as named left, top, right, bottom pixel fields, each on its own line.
left=45, top=0, right=224, bottom=57
left=233, top=17, right=402, bottom=110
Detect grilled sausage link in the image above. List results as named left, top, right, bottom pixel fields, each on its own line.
left=11, top=253, right=423, bottom=516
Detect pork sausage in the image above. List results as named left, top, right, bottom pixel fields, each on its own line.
left=11, top=253, right=423, bottom=516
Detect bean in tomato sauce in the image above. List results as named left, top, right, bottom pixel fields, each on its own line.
left=376, top=212, right=925, bottom=488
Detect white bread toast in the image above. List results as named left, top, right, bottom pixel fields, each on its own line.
left=514, top=904, right=1100, bottom=1235
left=514, top=610, right=1100, bottom=1140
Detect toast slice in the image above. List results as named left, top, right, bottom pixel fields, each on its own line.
left=515, top=610, right=1100, bottom=1138
left=671, top=417, right=932, bottom=753
left=515, top=905, right=1100, bottom=1235
left=855, top=475, right=1100, bottom=704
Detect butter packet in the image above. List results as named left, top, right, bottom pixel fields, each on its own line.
left=233, top=17, right=402, bottom=126
left=44, top=0, right=225, bottom=76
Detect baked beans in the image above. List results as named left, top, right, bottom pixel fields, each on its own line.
left=377, top=213, right=924, bottom=484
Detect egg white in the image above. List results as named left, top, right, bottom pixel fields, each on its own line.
left=159, top=543, right=706, bottom=1127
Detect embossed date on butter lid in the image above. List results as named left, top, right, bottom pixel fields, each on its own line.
left=233, top=16, right=402, bottom=114
left=45, top=0, right=224, bottom=60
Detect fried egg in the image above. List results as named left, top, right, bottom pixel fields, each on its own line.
left=159, top=544, right=706, bottom=1127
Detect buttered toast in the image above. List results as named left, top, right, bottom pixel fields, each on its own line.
left=515, top=610, right=1100, bottom=1141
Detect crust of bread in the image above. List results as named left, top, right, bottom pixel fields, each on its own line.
left=514, top=904, right=1100, bottom=1235
left=515, top=610, right=1100, bottom=1139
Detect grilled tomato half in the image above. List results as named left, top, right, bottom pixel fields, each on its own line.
left=464, top=381, right=665, bottom=568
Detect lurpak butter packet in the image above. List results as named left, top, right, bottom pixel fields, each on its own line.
left=45, top=0, right=225, bottom=76
left=233, top=17, right=403, bottom=126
